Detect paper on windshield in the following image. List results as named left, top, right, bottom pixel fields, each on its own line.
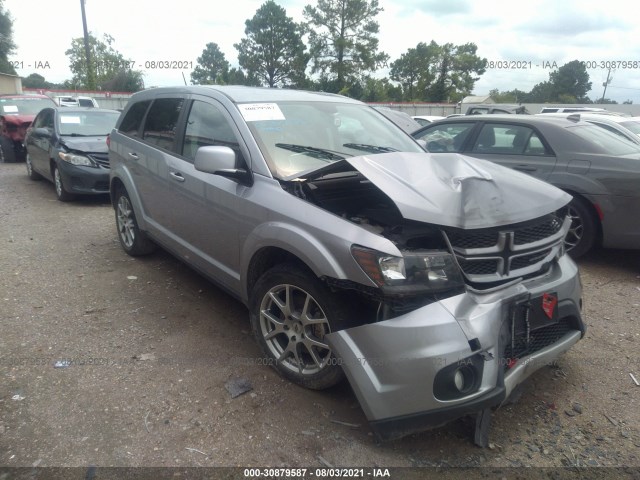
left=2, top=106, right=18, bottom=113
left=60, top=116, right=81, bottom=124
left=238, top=103, right=285, bottom=122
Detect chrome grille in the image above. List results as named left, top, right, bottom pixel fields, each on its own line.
left=514, top=215, right=563, bottom=245
left=89, top=153, right=110, bottom=168
left=443, top=213, right=570, bottom=286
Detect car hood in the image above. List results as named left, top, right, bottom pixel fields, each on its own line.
left=1, top=114, right=34, bottom=125
left=60, top=136, right=109, bottom=153
left=333, top=152, right=571, bottom=229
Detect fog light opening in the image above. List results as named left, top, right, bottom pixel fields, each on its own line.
left=452, top=366, right=475, bottom=394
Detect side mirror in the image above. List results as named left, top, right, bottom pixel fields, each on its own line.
left=194, top=145, right=253, bottom=186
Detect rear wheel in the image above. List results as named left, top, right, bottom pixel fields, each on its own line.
left=114, top=187, right=156, bottom=256
left=565, top=196, right=597, bottom=258
left=250, top=264, right=356, bottom=390
left=53, top=165, right=74, bottom=202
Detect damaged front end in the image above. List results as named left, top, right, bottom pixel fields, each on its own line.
left=282, top=152, right=585, bottom=442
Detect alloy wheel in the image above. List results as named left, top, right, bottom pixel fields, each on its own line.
left=116, top=195, right=136, bottom=248
left=259, top=284, right=332, bottom=376
left=565, top=204, right=583, bottom=252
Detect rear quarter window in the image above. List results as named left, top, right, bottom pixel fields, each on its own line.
left=118, top=100, right=151, bottom=137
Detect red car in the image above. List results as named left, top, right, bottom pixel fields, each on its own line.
left=0, top=94, right=56, bottom=162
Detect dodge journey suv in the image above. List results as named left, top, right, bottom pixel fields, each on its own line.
left=109, top=86, right=585, bottom=441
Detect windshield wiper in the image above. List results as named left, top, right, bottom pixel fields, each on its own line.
left=343, top=143, right=399, bottom=153
left=61, top=133, right=90, bottom=137
left=275, top=143, right=345, bottom=161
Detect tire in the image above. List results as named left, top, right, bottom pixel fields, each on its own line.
left=565, top=196, right=597, bottom=258
left=250, top=264, right=357, bottom=390
left=26, top=154, right=42, bottom=180
left=53, top=165, right=74, bottom=202
left=114, top=187, right=156, bottom=256
left=0, top=136, right=16, bottom=163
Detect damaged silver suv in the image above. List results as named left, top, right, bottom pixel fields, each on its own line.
left=109, top=86, right=584, bottom=441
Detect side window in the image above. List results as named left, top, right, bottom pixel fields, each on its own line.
left=414, top=123, right=474, bottom=152
left=142, top=98, right=184, bottom=151
left=119, top=100, right=151, bottom=137
left=472, top=124, right=549, bottom=155
left=181, top=100, right=243, bottom=165
left=592, top=122, right=630, bottom=140
left=32, top=110, right=51, bottom=129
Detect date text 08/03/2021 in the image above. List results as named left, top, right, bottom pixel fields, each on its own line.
left=243, top=468, right=391, bottom=478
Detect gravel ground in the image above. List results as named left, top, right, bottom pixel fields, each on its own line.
left=1, top=162, right=639, bottom=477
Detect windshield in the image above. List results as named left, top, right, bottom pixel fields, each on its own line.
left=620, top=121, right=640, bottom=135
left=241, top=101, right=424, bottom=178
left=0, top=97, right=55, bottom=115
left=568, top=124, right=640, bottom=156
left=58, top=111, right=120, bottom=136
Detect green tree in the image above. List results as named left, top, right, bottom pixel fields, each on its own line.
left=525, top=60, right=592, bottom=103
left=235, top=1, right=308, bottom=88
left=190, top=43, right=230, bottom=85
left=303, top=0, right=389, bottom=93
left=426, top=42, right=486, bottom=102
left=549, top=60, right=592, bottom=102
left=22, top=73, right=53, bottom=89
left=488, top=88, right=528, bottom=103
left=390, top=42, right=439, bottom=101
left=221, top=67, right=262, bottom=86
left=390, top=41, right=485, bottom=102
left=65, top=33, right=142, bottom=91
left=0, top=0, right=16, bottom=75
left=101, top=69, right=144, bottom=92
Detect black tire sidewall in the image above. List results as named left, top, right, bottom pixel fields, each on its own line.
left=567, top=197, right=597, bottom=258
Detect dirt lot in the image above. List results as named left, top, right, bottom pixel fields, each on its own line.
left=1, top=161, right=639, bottom=475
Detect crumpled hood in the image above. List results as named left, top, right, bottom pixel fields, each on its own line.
left=346, top=152, right=571, bottom=229
left=60, top=136, right=108, bottom=153
left=1, top=114, right=34, bottom=125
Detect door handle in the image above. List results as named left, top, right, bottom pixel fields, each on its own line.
left=169, top=171, right=185, bottom=182
left=128, top=152, right=139, bottom=160
left=514, top=165, right=536, bottom=172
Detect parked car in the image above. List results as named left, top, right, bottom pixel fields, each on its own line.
left=53, top=95, right=100, bottom=108
left=539, top=106, right=606, bottom=114
left=537, top=112, right=640, bottom=145
left=24, top=107, right=120, bottom=201
left=413, top=114, right=640, bottom=257
left=0, top=94, right=56, bottom=162
left=412, top=115, right=445, bottom=126
left=109, top=86, right=584, bottom=441
left=372, top=106, right=422, bottom=132
left=466, top=104, right=529, bottom=115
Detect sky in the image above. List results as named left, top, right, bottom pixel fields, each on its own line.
left=5, top=0, right=640, bottom=103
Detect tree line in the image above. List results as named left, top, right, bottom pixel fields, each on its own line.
left=1, top=0, right=624, bottom=104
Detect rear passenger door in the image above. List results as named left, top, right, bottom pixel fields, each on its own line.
left=465, top=122, right=558, bottom=180
left=160, top=97, right=250, bottom=291
left=127, top=96, right=186, bottom=229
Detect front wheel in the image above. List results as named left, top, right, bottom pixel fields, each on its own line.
left=250, top=264, right=355, bottom=390
left=565, top=196, right=597, bottom=258
left=114, top=187, right=156, bottom=256
left=26, top=154, right=42, bottom=180
left=53, top=165, right=74, bottom=201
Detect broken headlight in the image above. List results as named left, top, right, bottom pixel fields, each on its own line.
left=351, top=246, right=465, bottom=294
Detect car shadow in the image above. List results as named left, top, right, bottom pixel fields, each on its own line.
left=576, top=246, right=640, bottom=275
